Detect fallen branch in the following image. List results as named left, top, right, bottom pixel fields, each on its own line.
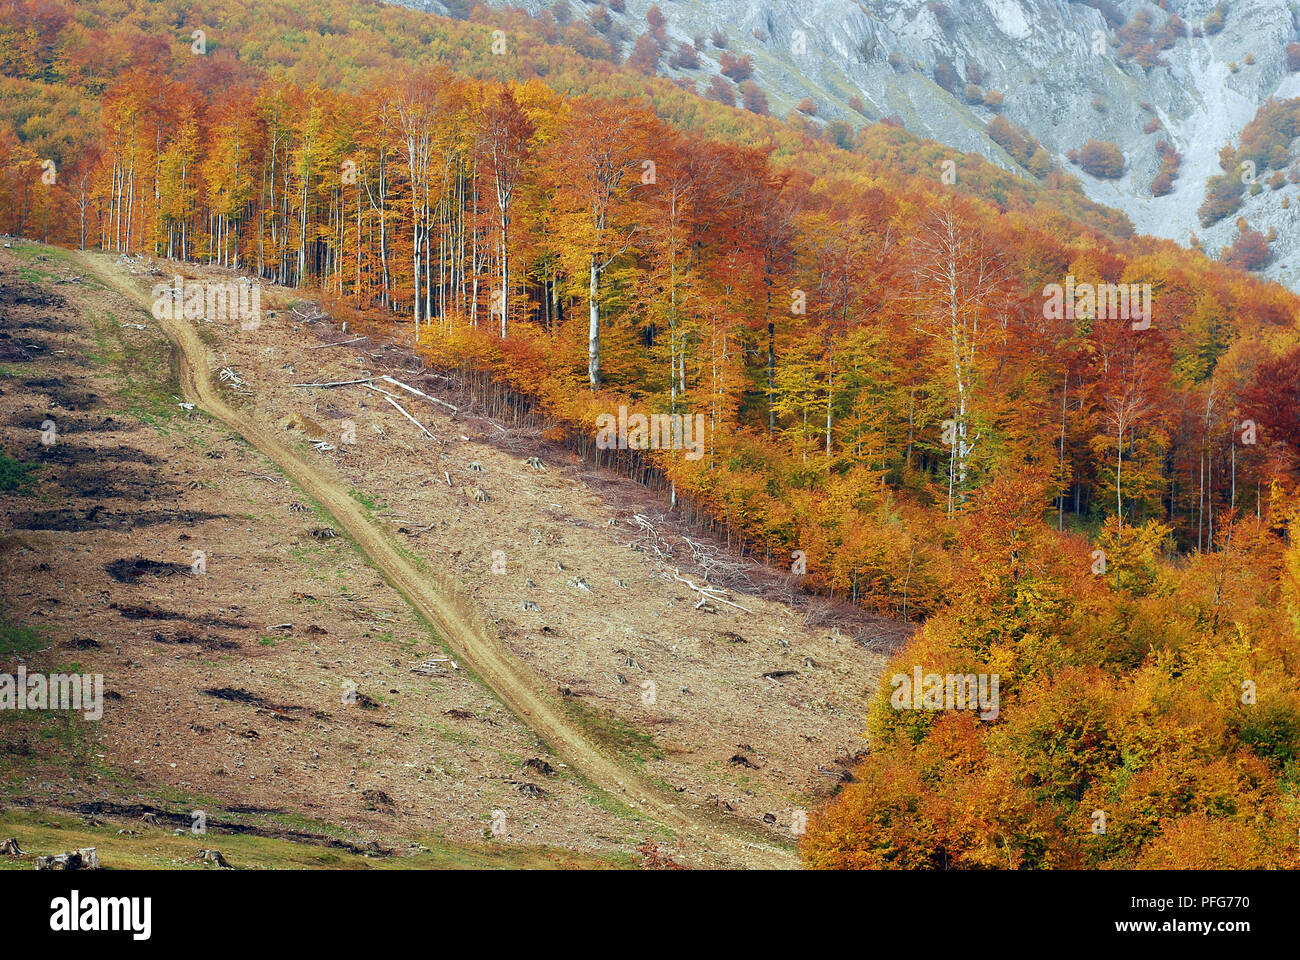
left=291, top=303, right=326, bottom=323
left=668, top=568, right=753, bottom=614
left=241, top=471, right=288, bottom=484
left=292, top=377, right=375, bottom=388
left=373, top=388, right=438, bottom=442
left=308, top=336, right=366, bottom=350
left=380, top=375, right=458, bottom=413
left=629, top=513, right=674, bottom=562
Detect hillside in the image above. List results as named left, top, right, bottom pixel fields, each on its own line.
left=1, top=0, right=1299, bottom=875
left=449, top=0, right=1300, bottom=289
left=1, top=241, right=911, bottom=868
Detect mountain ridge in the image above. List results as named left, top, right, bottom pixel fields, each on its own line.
left=415, top=0, right=1300, bottom=290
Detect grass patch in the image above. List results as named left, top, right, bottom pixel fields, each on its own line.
left=79, top=302, right=181, bottom=431
left=559, top=699, right=663, bottom=769
left=0, top=616, right=45, bottom=657
left=0, top=448, right=39, bottom=494
left=17, top=265, right=55, bottom=285
left=349, top=487, right=385, bottom=511
left=0, top=807, right=630, bottom=870
left=0, top=710, right=104, bottom=783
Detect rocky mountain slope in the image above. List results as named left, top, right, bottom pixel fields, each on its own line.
left=400, top=0, right=1300, bottom=290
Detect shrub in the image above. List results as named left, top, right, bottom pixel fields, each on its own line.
left=626, top=32, right=658, bottom=74
left=927, top=1, right=956, bottom=31
left=825, top=120, right=853, bottom=150
left=1221, top=227, right=1272, bottom=271
left=718, top=51, right=753, bottom=81
left=1028, top=147, right=1052, bottom=178
left=668, top=42, right=700, bottom=69
left=1235, top=99, right=1300, bottom=176
left=1077, top=139, right=1125, bottom=179
left=740, top=80, right=768, bottom=115
left=704, top=75, right=734, bottom=106
left=645, top=4, right=666, bottom=41
left=933, top=60, right=958, bottom=93
left=587, top=4, right=612, bottom=33
left=1153, top=139, right=1182, bottom=196
left=1204, top=4, right=1226, bottom=36
left=1198, top=174, right=1245, bottom=226
left=988, top=115, right=1044, bottom=171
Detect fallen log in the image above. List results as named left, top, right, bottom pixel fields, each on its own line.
left=370, top=387, right=438, bottom=442
left=292, top=377, right=375, bottom=388
left=308, top=336, right=366, bottom=350
left=36, top=847, right=99, bottom=870
left=379, top=375, right=458, bottom=413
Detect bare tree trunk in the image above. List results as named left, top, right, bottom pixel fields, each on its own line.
left=1058, top=372, right=1068, bottom=530
left=588, top=257, right=601, bottom=388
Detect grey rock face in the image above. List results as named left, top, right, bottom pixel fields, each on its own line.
left=392, top=0, right=1300, bottom=289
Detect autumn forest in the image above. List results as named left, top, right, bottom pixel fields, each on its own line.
left=3, top=0, right=1300, bottom=870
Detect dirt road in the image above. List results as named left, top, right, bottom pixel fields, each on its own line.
left=78, top=251, right=798, bottom=869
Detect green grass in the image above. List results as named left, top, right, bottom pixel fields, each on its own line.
left=0, top=611, right=104, bottom=783
left=0, top=615, right=46, bottom=657
left=80, top=302, right=182, bottom=431
left=0, top=448, right=39, bottom=495
left=559, top=698, right=663, bottom=769
left=349, top=487, right=386, bottom=511
left=0, top=807, right=631, bottom=870
left=0, top=709, right=106, bottom=786
left=583, top=788, right=653, bottom=829
left=17, top=265, right=55, bottom=285
left=9, top=243, right=75, bottom=265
